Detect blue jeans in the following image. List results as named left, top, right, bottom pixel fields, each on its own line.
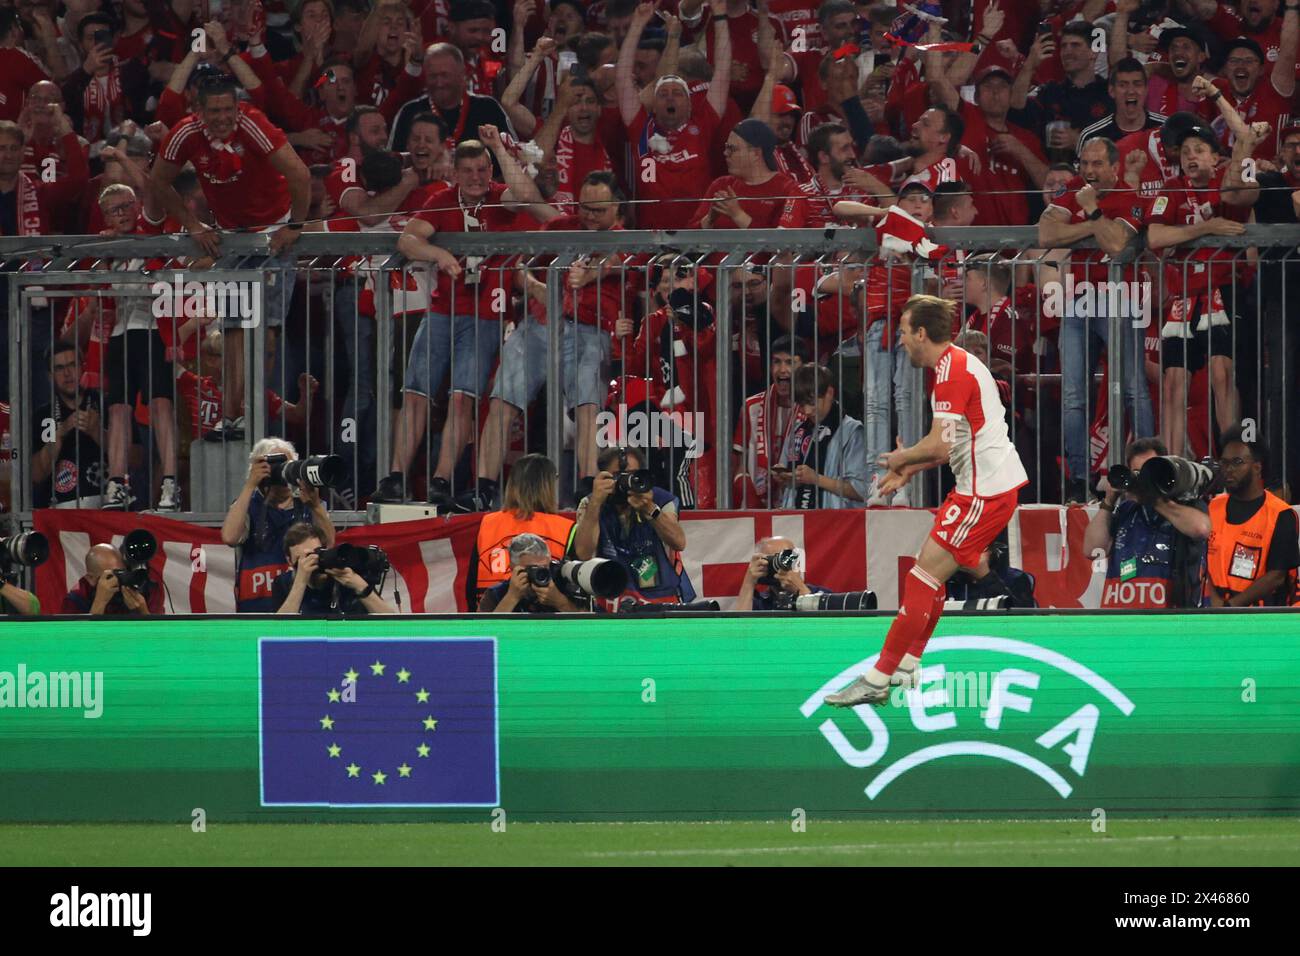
left=334, top=277, right=377, bottom=490
left=1060, top=312, right=1155, bottom=480
left=863, top=321, right=919, bottom=482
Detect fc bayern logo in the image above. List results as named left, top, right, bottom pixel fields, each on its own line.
left=54, top=459, right=77, bottom=494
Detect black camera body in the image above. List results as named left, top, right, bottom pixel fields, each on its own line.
left=615, top=470, right=653, bottom=495
left=526, top=564, right=552, bottom=588
left=264, top=453, right=346, bottom=490
left=314, top=543, right=390, bottom=579
left=766, top=548, right=798, bottom=575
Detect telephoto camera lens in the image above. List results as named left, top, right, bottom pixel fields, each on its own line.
left=766, top=548, right=798, bottom=574
left=282, top=454, right=347, bottom=489
left=556, top=558, right=628, bottom=598
left=793, top=590, right=879, bottom=612
left=943, top=595, right=1011, bottom=612
left=1141, top=455, right=1220, bottom=499
left=0, top=531, right=49, bottom=568
left=121, top=529, right=157, bottom=565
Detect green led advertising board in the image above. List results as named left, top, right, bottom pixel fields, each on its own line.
left=0, top=614, right=1297, bottom=821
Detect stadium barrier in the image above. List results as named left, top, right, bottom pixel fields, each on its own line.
left=0, top=614, right=1296, bottom=822
left=33, top=503, right=1300, bottom=611
left=4, top=225, right=1298, bottom=520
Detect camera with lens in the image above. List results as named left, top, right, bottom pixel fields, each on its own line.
left=610, top=448, right=654, bottom=504
left=1109, top=455, right=1221, bottom=502
left=313, top=542, right=391, bottom=580
left=667, top=287, right=714, bottom=328
left=264, top=453, right=346, bottom=490
left=534, top=558, right=628, bottom=599
left=792, top=590, right=878, bottom=612
left=0, top=531, right=49, bottom=581
left=615, top=470, right=653, bottom=495
left=766, top=548, right=798, bottom=575
left=112, top=528, right=157, bottom=590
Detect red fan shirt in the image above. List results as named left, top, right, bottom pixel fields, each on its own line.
left=159, top=105, right=291, bottom=229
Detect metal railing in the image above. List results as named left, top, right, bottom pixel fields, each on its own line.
left=2, top=224, right=1297, bottom=522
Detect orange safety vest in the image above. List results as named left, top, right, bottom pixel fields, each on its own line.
left=474, top=510, right=575, bottom=591
left=1206, top=491, right=1298, bottom=606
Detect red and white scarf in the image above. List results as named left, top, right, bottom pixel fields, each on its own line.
left=83, top=68, right=124, bottom=144
left=13, top=171, right=44, bottom=236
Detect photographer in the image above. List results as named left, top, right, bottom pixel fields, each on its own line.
left=469, top=454, right=575, bottom=610
left=274, top=523, right=396, bottom=615
left=1084, top=438, right=1212, bottom=609
left=571, top=446, right=696, bottom=606
left=478, top=533, right=585, bottom=613
left=61, top=543, right=162, bottom=615
left=734, top=536, right=829, bottom=611
left=1205, top=428, right=1300, bottom=607
left=222, top=439, right=336, bottom=613
left=946, top=542, right=1038, bottom=609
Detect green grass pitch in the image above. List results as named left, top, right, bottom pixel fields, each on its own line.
left=2, top=818, right=1298, bottom=866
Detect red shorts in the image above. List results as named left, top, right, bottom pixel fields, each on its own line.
left=929, top=487, right=1021, bottom=568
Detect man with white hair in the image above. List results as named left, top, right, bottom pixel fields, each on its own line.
left=734, top=536, right=829, bottom=611
left=477, top=533, right=584, bottom=613
left=221, top=438, right=336, bottom=612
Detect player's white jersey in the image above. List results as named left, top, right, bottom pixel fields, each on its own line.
left=931, top=344, right=1028, bottom=497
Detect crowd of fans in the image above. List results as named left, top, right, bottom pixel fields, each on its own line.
left=1, top=0, right=1299, bottom=521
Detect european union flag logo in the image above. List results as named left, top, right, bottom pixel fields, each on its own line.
left=259, top=638, right=499, bottom=807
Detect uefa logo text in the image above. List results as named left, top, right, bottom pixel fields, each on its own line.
left=1042, top=276, right=1151, bottom=328
left=152, top=271, right=262, bottom=329
left=595, top=404, right=705, bottom=460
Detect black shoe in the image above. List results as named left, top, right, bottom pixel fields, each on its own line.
left=447, top=490, right=491, bottom=514
left=370, top=474, right=408, bottom=503
left=427, top=476, right=453, bottom=505
left=1064, top=478, right=1091, bottom=505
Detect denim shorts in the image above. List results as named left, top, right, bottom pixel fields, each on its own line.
left=492, top=317, right=610, bottom=410
left=220, top=250, right=295, bottom=330
left=402, top=312, right=501, bottom=399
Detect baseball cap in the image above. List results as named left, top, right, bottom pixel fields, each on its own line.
left=1223, top=36, right=1265, bottom=62
left=973, top=64, right=1014, bottom=86
left=1158, top=26, right=1208, bottom=54
left=451, top=0, right=495, bottom=22
left=732, top=117, right=780, bottom=171
left=772, top=84, right=801, bottom=115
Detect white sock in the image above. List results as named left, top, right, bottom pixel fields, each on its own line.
left=898, top=653, right=920, bottom=672
left=865, top=667, right=889, bottom=686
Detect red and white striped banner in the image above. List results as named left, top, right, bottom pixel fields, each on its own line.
left=31, top=506, right=1121, bottom=613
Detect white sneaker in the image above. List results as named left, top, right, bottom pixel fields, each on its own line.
left=891, top=487, right=912, bottom=507
left=824, top=675, right=891, bottom=708
left=157, top=477, right=181, bottom=511
left=102, top=478, right=130, bottom=510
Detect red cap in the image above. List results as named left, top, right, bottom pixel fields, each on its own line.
left=973, top=64, right=1014, bottom=86
left=772, top=84, right=801, bottom=114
